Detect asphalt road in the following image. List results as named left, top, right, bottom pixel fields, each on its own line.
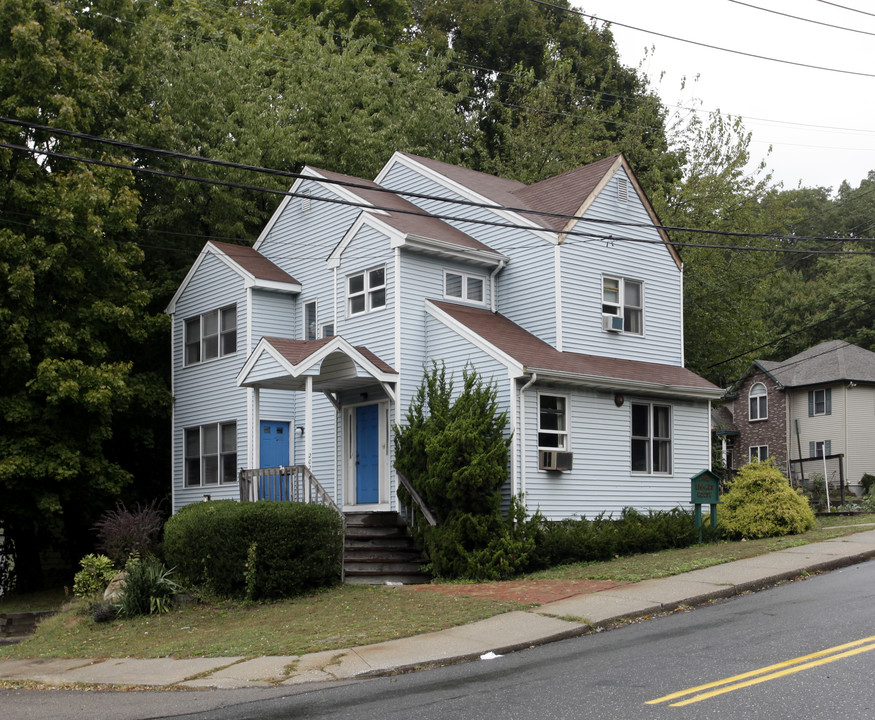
left=3, top=560, right=874, bottom=720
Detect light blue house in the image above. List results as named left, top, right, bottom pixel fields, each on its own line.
left=166, top=152, right=722, bottom=530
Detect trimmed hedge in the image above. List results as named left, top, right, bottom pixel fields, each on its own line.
left=535, top=507, right=705, bottom=567
left=164, top=501, right=344, bottom=600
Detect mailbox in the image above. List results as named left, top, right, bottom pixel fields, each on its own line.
left=690, top=469, right=722, bottom=542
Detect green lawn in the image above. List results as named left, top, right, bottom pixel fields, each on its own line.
left=1, top=514, right=872, bottom=661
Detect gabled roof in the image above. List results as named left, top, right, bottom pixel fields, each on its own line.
left=165, top=241, right=301, bottom=314
left=236, top=336, right=397, bottom=394
left=428, top=300, right=722, bottom=399
left=304, top=167, right=504, bottom=263
left=389, top=153, right=681, bottom=268
left=757, top=340, right=875, bottom=388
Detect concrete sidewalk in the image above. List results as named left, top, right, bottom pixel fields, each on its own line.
left=3, top=530, right=875, bottom=691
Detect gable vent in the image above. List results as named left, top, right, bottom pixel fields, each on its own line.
left=617, top=177, right=628, bottom=202
left=300, top=192, right=311, bottom=212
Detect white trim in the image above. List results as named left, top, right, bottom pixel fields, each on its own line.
left=345, top=263, right=387, bottom=317
left=443, top=268, right=487, bottom=305
left=170, top=314, right=177, bottom=511
left=536, top=391, right=570, bottom=452
left=554, top=245, right=563, bottom=351
left=329, top=213, right=405, bottom=266
left=375, top=152, right=558, bottom=245
left=342, top=400, right=392, bottom=512
left=165, top=242, right=300, bottom=314
left=303, top=299, right=318, bottom=341
left=425, top=301, right=525, bottom=376
left=401, top=234, right=507, bottom=268
left=517, top=374, right=538, bottom=497
left=394, top=247, right=403, bottom=426
left=237, top=335, right=398, bottom=388
left=525, top=367, right=724, bottom=400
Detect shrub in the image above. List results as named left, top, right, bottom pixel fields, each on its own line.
left=116, top=556, right=181, bottom=618
left=94, top=500, right=165, bottom=565
left=88, top=599, right=117, bottom=623
left=73, top=554, right=117, bottom=598
left=535, top=507, right=703, bottom=567
left=163, top=500, right=344, bottom=600
left=861, top=473, right=875, bottom=496
left=720, top=460, right=816, bottom=539
left=395, top=364, right=518, bottom=580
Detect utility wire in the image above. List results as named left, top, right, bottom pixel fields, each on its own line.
left=817, top=0, right=875, bottom=20
left=4, top=117, right=875, bottom=247
left=728, top=0, right=875, bottom=37
left=532, top=0, right=875, bottom=78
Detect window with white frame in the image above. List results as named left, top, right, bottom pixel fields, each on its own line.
left=538, top=394, right=568, bottom=450
left=602, top=276, right=643, bottom=334
left=304, top=300, right=317, bottom=341
left=749, top=382, right=768, bottom=421
left=184, top=305, right=236, bottom=366
left=444, top=270, right=485, bottom=304
left=184, top=422, right=237, bottom=486
left=808, top=388, right=831, bottom=416
left=749, top=445, right=769, bottom=462
left=631, top=403, right=671, bottom=474
left=347, top=266, right=386, bottom=316
left=320, top=322, right=334, bottom=338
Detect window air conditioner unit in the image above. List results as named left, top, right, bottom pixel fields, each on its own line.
left=539, top=450, right=574, bottom=471
left=602, top=314, right=623, bottom=332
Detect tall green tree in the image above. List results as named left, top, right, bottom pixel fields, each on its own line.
left=0, top=0, right=169, bottom=590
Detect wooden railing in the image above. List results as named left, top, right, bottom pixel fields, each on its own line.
left=239, top=466, right=341, bottom=514
left=396, top=471, right=437, bottom=528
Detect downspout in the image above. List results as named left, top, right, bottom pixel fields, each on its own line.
left=679, top=262, right=685, bottom=366
left=554, top=245, right=563, bottom=351
left=490, top=260, right=505, bottom=313
left=518, top=373, right=538, bottom=498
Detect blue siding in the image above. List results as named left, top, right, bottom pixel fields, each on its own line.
left=171, top=254, right=249, bottom=511
left=561, top=169, right=683, bottom=364
left=380, top=162, right=558, bottom=345
left=521, top=385, right=710, bottom=520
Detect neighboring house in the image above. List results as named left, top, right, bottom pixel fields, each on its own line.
left=720, top=340, right=875, bottom=492
left=166, top=152, right=722, bottom=522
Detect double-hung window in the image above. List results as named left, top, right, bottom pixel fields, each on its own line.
left=631, top=403, right=671, bottom=474
left=538, top=395, right=568, bottom=450
left=810, top=440, right=832, bottom=459
left=602, top=276, right=643, bottom=334
left=749, top=382, right=768, bottom=421
left=347, top=266, right=386, bottom=316
left=749, top=445, right=769, bottom=462
left=184, top=422, right=237, bottom=486
left=184, top=305, right=237, bottom=365
left=444, top=270, right=485, bottom=304
left=808, top=388, right=831, bottom=416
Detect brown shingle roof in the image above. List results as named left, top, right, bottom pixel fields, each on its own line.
left=263, top=337, right=397, bottom=374
left=430, top=300, right=720, bottom=394
left=210, top=241, right=300, bottom=285
left=308, top=168, right=500, bottom=256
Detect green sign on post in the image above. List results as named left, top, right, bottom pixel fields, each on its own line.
left=690, top=469, right=722, bottom=543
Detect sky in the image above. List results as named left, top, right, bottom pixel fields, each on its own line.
left=574, top=0, right=875, bottom=194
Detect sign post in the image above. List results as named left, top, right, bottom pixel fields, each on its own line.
left=690, top=469, right=722, bottom=543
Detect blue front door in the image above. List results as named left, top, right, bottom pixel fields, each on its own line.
left=260, top=421, right=290, bottom=500
left=355, top=404, right=379, bottom=504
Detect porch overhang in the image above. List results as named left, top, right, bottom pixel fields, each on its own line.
left=237, top=336, right=397, bottom=400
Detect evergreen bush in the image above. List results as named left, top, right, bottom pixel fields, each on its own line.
left=395, top=364, right=530, bottom=580
left=720, top=459, right=816, bottom=539
left=164, top=500, right=344, bottom=599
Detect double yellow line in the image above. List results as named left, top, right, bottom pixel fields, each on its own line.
left=647, top=635, right=875, bottom=707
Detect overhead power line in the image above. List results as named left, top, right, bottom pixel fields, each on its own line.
left=532, top=0, right=875, bottom=78
left=729, top=0, right=875, bottom=37
left=817, top=0, right=875, bottom=20
left=4, top=117, right=875, bottom=249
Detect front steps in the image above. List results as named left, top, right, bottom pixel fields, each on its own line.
left=343, top=512, right=430, bottom=585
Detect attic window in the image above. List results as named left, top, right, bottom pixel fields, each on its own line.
left=617, top=177, right=628, bottom=202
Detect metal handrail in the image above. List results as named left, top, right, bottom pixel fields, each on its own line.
left=396, top=471, right=437, bottom=527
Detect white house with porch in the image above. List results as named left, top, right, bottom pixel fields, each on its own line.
left=166, top=152, right=722, bottom=580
